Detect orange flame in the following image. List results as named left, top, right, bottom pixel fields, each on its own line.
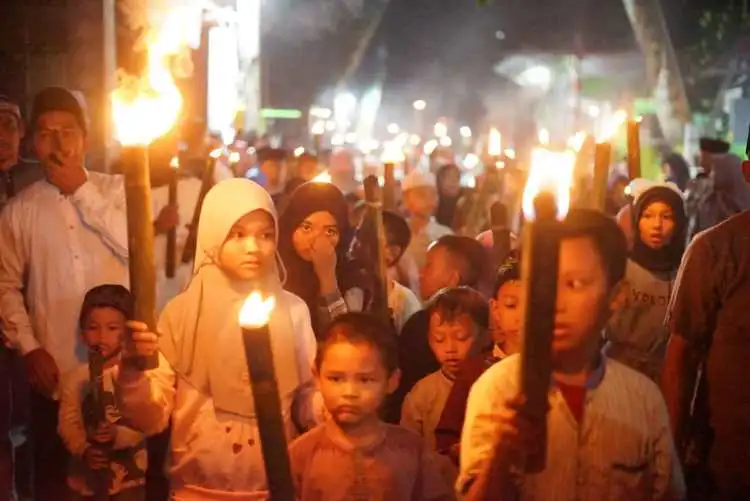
left=488, top=127, right=502, bottom=156
left=111, top=12, right=189, bottom=146
left=312, top=171, right=332, bottom=183
left=597, top=109, right=628, bottom=142
left=238, top=292, right=276, bottom=328
left=522, top=148, right=576, bottom=221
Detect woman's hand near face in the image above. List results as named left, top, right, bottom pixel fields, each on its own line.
left=309, top=235, right=338, bottom=293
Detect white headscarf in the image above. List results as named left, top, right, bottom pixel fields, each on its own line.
left=158, top=178, right=302, bottom=418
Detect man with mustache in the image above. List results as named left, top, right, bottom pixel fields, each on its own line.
left=0, top=87, right=130, bottom=501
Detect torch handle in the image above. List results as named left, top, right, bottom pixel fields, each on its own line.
left=518, top=198, right=560, bottom=473
left=181, top=156, right=216, bottom=265
left=383, top=162, right=396, bottom=211
left=591, top=142, right=611, bottom=212
left=490, top=201, right=511, bottom=263
left=122, top=147, right=158, bottom=371
left=363, top=175, right=390, bottom=323
left=165, top=168, right=178, bottom=279
left=626, top=120, right=641, bottom=181
left=241, top=327, right=296, bottom=501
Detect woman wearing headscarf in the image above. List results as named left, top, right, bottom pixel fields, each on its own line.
left=279, top=181, right=363, bottom=339
left=605, top=181, right=687, bottom=381
left=662, top=151, right=691, bottom=192
left=435, top=163, right=464, bottom=229
left=118, top=179, right=320, bottom=498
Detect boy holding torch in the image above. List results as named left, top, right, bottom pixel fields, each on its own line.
left=458, top=210, right=685, bottom=501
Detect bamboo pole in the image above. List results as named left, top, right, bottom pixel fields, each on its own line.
left=182, top=154, right=217, bottom=265
left=626, top=119, right=641, bottom=180
left=122, top=146, right=158, bottom=370
left=591, top=142, right=612, bottom=212
left=165, top=158, right=178, bottom=278
left=363, top=175, right=390, bottom=323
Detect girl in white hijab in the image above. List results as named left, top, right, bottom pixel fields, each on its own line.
left=118, top=178, right=319, bottom=500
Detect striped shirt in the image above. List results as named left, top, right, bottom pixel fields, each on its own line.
left=458, top=354, right=685, bottom=501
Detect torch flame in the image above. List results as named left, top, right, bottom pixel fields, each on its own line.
left=312, top=171, right=332, bottom=183
left=170, top=156, right=179, bottom=169
left=597, top=109, right=628, bottom=142
left=111, top=12, right=190, bottom=146
left=381, top=142, right=406, bottom=164
left=504, top=148, right=516, bottom=160
left=488, top=127, right=502, bottom=156
left=522, top=148, right=576, bottom=221
left=209, top=148, right=223, bottom=159
left=238, top=292, right=276, bottom=328
left=567, top=131, right=587, bottom=152
left=311, top=120, right=326, bottom=136
left=228, top=152, right=241, bottom=164
left=538, top=128, right=550, bottom=146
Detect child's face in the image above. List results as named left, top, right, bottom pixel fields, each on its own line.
left=403, top=187, right=437, bottom=218
left=316, top=341, right=399, bottom=427
left=489, top=281, right=522, bottom=354
left=292, top=211, right=341, bottom=262
left=419, top=245, right=459, bottom=301
left=218, top=210, right=277, bottom=281
left=638, top=200, right=676, bottom=250
left=428, top=312, right=478, bottom=378
left=552, top=237, right=619, bottom=363
left=82, top=307, right=126, bottom=359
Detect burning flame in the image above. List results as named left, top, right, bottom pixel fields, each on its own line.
left=294, top=146, right=306, bottom=157
left=312, top=171, right=332, bottom=183
left=209, top=148, right=223, bottom=159
left=568, top=131, right=587, bottom=152
left=538, top=128, right=550, bottom=146
left=434, top=122, right=448, bottom=138
left=522, top=148, right=576, bottom=220
left=228, top=152, right=241, bottom=164
left=488, top=127, right=502, bottom=156
left=238, top=292, right=276, bottom=328
left=597, top=109, right=627, bottom=142
left=423, top=139, right=438, bottom=156
left=111, top=13, right=189, bottom=146
left=311, top=120, right=326, bottom=136
left=381, top=142, right=406, bottom=164
left=170, top=156, right=179, bottom=169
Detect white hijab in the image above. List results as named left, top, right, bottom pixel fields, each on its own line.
left=158, top=178, right=302, bottom=418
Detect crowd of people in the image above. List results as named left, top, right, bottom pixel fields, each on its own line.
left=0, top=85, right=750, bottom=501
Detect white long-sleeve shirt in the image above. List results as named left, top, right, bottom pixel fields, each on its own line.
left=118, top=291, right=321, bottom=500
left=0, top=174, right=129, bottom=379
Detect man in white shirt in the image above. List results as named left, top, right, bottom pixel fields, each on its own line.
left=0, top=87, right=129, bottom=501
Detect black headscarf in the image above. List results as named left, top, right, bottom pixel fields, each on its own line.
left=630, top=186, right=687, bottom=273
left=435, top=163, right=463, bottom=228
left=278, top=181, right=354, bottom=337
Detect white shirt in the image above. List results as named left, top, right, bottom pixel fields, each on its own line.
left=458, top=354, right=685, bottom=501
left=0, top=174, right=129, bottom=379
left=151, top=177, right=202, bottom=313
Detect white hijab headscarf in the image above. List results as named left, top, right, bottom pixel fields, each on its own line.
left=158, top=178, right=302, bottom=419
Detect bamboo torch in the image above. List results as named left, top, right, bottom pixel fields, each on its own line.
left=88, top=347, right=111, bottom=501
left=112, top=12, right=184, bottom=369
left=626, top=116, right=642, bottom=180
left=518, top=147, right=576, bottom=473
left=165, top=156, right=179, bottom=278
left=363, top=175, right=390, bottom=323
left=381, top=143, right=404, bottom=211
left=238, top=293, right=295, bottom=501
left=591, top=110, right=627, bottom=212
left=181, top=148, right=221, bottom=265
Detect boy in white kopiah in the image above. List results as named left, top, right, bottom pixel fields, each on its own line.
left=118, top=178, right=320, bottom=499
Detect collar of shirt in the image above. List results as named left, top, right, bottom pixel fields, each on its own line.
left=550, top=352, right=607, bottom=391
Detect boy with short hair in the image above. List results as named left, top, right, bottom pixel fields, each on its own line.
left=435, top=251, right=522, bottom=460
left=420, top=235, right=486, bottom=302
left=459, top=209, right=685, bottom=501
left=401, top=288, right=489, bottom=451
